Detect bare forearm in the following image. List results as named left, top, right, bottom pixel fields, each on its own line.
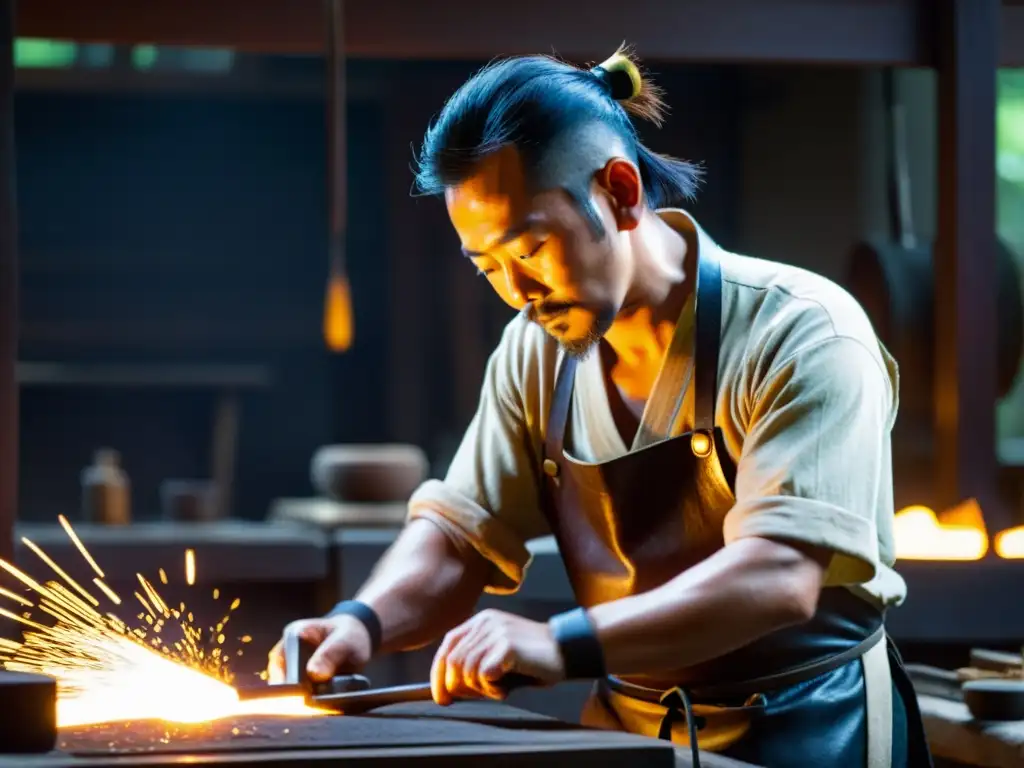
left=588, top=537, right=827, bottom=676
left=355, top=518, right=491, bottom=654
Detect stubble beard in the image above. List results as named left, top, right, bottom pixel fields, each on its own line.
left=541, top=307, right=615, bottom=361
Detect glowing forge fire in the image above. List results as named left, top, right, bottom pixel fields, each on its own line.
left=893, top=497, right=1024, bottom=560
left=0, top=515, right=326, bottom=728
left=893, top=499, right=989, bottom=561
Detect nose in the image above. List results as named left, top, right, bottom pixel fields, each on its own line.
left=502, top=261, right=547, bottom=306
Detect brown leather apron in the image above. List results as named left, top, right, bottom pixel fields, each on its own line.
left=537, top=244, right=933, bottom=767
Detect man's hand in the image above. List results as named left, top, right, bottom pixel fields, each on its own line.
left=267, top=614, right=372, bottom=684
left=430, top=609, right=566, bottom=705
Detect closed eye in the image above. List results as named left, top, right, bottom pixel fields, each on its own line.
left=473, top=240, right=546, bottom=277
left=519, top=240, right=546, bottom=261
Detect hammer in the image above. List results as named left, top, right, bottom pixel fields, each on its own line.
left=237, top=628, right=538, bottom=713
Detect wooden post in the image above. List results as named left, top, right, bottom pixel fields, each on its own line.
left=446, top=230, right=486, bottom=428
left=385, top=68, right=433, bottom=448
left=0, top=0, right=17, bottom=561
left=932, top=0, right=1007, bottom=527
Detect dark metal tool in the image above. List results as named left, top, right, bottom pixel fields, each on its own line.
left=236, top=629, right=538, bottom=713
left=310, top=673, right=538, bottom=715
left=236, top=629, right=371, bottom=701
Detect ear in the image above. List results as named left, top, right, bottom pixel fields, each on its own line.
left=596, top=158, right=644, bottom=231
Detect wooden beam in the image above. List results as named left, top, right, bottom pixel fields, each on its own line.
left=932, top=0, right=1006, bottom=526
left=0, top=0, right=16, bottom=563
left=16, top=0, right=1024, bottom=64
left=1005, top=3, right=1024, bottom=66
left=6, top=0, right=956, bottom=66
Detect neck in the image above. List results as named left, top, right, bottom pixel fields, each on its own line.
left=603, top=209, right=693, bottom=370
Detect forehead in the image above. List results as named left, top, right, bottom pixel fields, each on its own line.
left=445, top=146, right=531, bottom=237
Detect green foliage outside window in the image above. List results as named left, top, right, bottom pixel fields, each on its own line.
left=999, top=70, right=1024, bottom=256
left=995, top=71, right=1024, bottom=446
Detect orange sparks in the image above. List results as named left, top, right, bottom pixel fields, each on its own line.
left=0, top=519, right=325, bottom=728
left=0, top=558, right=50, bottom=598
left=0, top=585, right=33, bottom=607
left=92, top=578, right=121, bottom=605
left=0, top=605, right=48, bottom=631
left=21, top=537, right=100, bottom=607
left=138, top=574, right=170, bottom=616
left=185, top=549, right=196, bottom=586
left=58, top=514, right=105, bottom=578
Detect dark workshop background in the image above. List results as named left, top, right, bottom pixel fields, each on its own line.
left=9, top=41, right=1024, bottom=524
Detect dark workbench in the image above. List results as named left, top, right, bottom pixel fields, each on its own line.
left=14, top=520, right=331, bottom=585
left=0, top=702, right=759, bottom=768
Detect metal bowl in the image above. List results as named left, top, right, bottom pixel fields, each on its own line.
left=310, top=444, right=428, bottom=504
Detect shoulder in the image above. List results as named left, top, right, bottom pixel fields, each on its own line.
left=721, top=251, right=877, bottom=348
left=717, top=250, right=897, bottom=408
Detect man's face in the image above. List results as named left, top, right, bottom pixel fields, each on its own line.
left=445, top=146, right=633, bottom=358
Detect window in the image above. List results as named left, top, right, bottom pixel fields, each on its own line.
left=996, top=69, right=1024, bottom=452
left=998, top=71, right=1024, bottom=255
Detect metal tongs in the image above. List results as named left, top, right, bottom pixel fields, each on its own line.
left=236, top=629, right=536, bottom=714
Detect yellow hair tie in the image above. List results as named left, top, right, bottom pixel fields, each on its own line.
left=594, top=52, right=642, bottom=101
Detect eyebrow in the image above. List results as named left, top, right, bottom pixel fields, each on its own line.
left=460, top=222, right=533, bottom=258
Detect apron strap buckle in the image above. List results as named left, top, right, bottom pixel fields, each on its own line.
left=690, top=430, right=713, bottom=458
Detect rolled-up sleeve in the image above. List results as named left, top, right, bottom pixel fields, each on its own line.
left=724, top=336, right=897, bottom=587
left=407, top=321, right=550, bottom=594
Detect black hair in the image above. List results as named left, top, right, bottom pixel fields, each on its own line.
left=412, top=48, right=702, bottom=235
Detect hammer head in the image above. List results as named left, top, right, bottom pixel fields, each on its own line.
left=283, top=628, right=316, bottom=688
left=234, top=630, right=371, bottom=702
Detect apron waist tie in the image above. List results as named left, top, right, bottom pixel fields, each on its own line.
left=658, top=686, right=704, bottom=768
left=609, top=625, right=887, bottom=768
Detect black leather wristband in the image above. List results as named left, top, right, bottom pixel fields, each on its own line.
left=549, top=607, right=607, bottom=680
left=328, top=600, right=382, bottom=655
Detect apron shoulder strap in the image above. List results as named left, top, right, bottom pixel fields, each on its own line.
left=545, top=244, right=723, bottom=450
left=539, top=352, right=576, bottom=538
left=693, top=246, right=723, bottom=434
left=544, top=353, right=576, bottom=464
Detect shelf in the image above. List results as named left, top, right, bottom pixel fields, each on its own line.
left=16, top=362, right=273, bottom=389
